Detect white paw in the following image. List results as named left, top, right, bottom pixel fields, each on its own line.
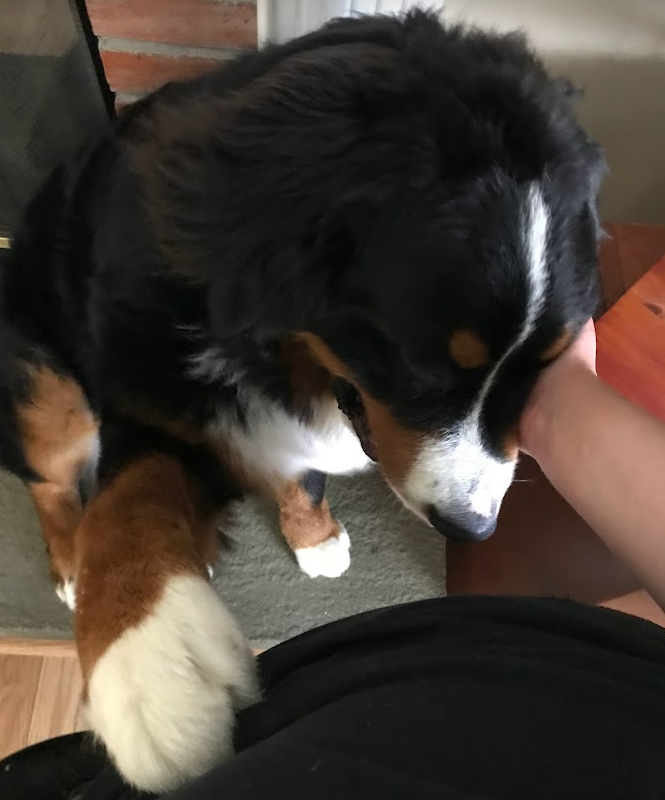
left=55, top=578, right=76, bottom=610
left=295, top=528, right=351, bottom=578
left=84, top=574, right=260, bottom=793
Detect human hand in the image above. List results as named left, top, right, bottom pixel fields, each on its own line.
left=560, top=317, right=597, bottom=375
left=519, top=319, right=597, bottom=456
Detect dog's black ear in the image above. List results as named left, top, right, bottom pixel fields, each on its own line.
left=207, top=240, right=328, bottom=341
left=311, top=187, right=397, bottom=304
left=208, top=191, right=383, bottom=341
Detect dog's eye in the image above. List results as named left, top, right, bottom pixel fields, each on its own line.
left=332, top=379, right=363, bottom=417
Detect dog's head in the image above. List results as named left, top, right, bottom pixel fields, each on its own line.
left=291, top=21, right=602, bottom=541
left=298, top=169, right=602, bottom=542
left=142, top=12, right=605, bottom=541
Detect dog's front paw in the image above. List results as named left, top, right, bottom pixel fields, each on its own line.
left=295, top=528, right=351, bottom=578
left=54, top=577, right=76, bottom=610
left=84, top=574, right=259, bottom=793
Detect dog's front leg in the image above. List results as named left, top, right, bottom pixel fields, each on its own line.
left=74, top=437, right=259, bottom=793
left=276, top=470, right=350, bottom=578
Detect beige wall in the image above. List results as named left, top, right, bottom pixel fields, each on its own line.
left=441, top=0, right=665, bottom=223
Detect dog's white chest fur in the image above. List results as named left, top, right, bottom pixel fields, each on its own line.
left=186, top=340, right=371, bottom=482
left=209, top=391, right=371, bottom=484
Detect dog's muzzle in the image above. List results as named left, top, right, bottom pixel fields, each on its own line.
left=426, top=504, right=497, bottom=543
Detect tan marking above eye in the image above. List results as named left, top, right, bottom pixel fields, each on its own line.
left=540, top=328, right=572, bottom=363
left=449, top=329, right=490, bottom=369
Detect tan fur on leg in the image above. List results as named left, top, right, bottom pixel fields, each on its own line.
left=74, top=453, right=258, bottom=794
left=17, top=365, right=98, bottom=605
left=277, top=479, right=350, bottom=578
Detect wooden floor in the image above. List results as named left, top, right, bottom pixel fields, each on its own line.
left=597, top=223, right=665, bottom=313
left=0, top=641, right=83, bottom=760
left=1, top=223, right=664, bottom=764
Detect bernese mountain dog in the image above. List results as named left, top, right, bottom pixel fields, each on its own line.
left=0, top=10, right=604, bottom=792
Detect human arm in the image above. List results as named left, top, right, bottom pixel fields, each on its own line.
left=520, top=320, right=665, bottom=610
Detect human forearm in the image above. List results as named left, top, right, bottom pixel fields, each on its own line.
left=522, top=364, right=665, bottom=609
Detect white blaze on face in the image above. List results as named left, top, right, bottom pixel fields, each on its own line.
left=403, top=428, right=515, bottom=522
left=403, top=184, right=550, bottom=527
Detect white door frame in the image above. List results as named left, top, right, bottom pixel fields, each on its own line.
left=257, top=1, right=440, bottom=46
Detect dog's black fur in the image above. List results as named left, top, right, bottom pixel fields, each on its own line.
left=0, top=10, right=607, bottom=790
left=1, top=11, right=603, bottom=494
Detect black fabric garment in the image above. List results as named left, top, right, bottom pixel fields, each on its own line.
left=3, top=596, right=665, bottom=800
left=0, top=732, right=107, bottom=800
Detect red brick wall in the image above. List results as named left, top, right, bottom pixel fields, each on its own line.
left=85, top=0, right=257, bottom=110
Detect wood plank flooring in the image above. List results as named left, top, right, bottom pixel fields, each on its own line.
left=0, top=647, right=84, bottom=760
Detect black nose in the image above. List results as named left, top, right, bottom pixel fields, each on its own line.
left=426, top=506, right=497, bottom=543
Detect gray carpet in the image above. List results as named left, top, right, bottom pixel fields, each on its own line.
left=0, top=468, right=446, bottom=649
